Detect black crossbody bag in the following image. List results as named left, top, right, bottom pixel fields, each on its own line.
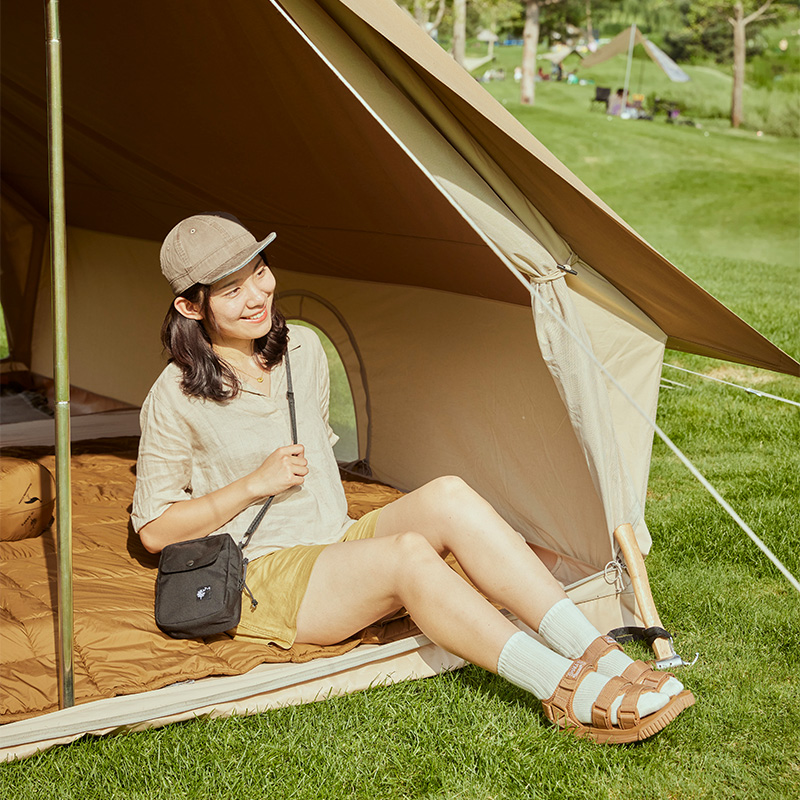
left=154, top=350, right=298, bottom=639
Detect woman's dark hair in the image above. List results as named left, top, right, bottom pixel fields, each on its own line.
left=161, top=282, right=288, bottom=401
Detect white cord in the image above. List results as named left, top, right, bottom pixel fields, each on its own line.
left=505, top=263, right=800, bottom=594
left=661, top=377, right=691, bottom=388
left=663, top=363, right=800, bottom=408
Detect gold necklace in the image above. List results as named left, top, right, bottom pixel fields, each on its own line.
left=227, top=356, right=267, bottom=384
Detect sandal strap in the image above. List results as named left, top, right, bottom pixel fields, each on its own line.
left=542, top=659, right=595, bottom=727
left=582, top=636, right=676, bottom=693
left=621, top=660, right=673, bottom=692
left=580, top=634, right=623, bottom=666
left=617, top=683, right=652, bottom=730
left=590, top=675, right=629, bottom=729
left=591, top=679, right=655, bottom=731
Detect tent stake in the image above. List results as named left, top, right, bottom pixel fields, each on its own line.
left=45, top=0, right=74, bottom=709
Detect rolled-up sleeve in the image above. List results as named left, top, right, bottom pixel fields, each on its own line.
left=310, top=332, right=339, bottom=448
left=131, top=384, right=194, bottom=532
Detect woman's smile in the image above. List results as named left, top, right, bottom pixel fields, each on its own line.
left=242, top=306, right=270, bottom=323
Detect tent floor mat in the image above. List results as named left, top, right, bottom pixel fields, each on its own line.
left=0, top=436, right=413, bottom=728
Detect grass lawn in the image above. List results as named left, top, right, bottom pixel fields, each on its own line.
left=2, top=48, right=799, bottom=800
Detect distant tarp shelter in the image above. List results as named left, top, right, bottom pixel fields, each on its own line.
left=541, top=46, right=583, bottom=65
left=582, top=25, right=690, bottom=83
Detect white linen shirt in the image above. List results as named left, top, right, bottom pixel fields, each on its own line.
left=131, top=324, right=354, bottom=560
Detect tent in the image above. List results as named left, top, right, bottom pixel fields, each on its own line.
left=582, top=25, right=691, bottom=83
left=1, top=0, right=797, bottom=759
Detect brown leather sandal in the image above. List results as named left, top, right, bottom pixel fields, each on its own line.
left=541, top=659, right=693, bottom=744
left=581, top=634, right=684, bottom=694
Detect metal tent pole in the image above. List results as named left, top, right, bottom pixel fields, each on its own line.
left=622, top=23, right=636, bottom=116
left=45, top=0, right=74, bottom=709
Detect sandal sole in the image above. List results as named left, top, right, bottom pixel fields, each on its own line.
left=556, top=689, right=695, bottom=745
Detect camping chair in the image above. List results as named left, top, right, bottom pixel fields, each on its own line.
left=590, top=86, right=610, bottom=112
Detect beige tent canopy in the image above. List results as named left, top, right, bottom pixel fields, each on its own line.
left=1, top=0, right=797, bottom=757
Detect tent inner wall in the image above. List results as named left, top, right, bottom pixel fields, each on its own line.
left=278, top=0, right=665, bottom=552
left=24, top=223, right=618, bottom=583
left=23, top=218, right=665, bottom=585
left=274, top=269, right=621, bottom=582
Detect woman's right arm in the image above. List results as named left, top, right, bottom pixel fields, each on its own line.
left=139, top=443, right=308, bottom=553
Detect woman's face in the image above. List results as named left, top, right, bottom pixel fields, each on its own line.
left=204, top=255, right=276, bottom=348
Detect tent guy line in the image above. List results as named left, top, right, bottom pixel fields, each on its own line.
left=512, top=269, right=800, bottom=595
left=663, top=363, right=800, bottom=408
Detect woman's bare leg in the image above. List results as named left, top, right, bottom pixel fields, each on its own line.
left=294, top=531, right=520, bottom=671
left=374, top=476, right=567, bottom=631
left=294, top=531, right=675, bottom=730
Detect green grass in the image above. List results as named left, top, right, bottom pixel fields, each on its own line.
left=2, top=48, right=800, bottom=800
left=0, top=306, right=8, bottom=360
left=475, top=39, right=800, bottom=137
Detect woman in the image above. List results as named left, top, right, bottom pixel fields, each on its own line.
left=132, top=213, right=694, bottom=743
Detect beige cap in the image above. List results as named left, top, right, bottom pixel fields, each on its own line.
left=160, top=212, right=276, bottom=294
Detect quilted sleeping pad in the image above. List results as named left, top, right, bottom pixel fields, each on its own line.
left=0, top=438, right=407, bottom=724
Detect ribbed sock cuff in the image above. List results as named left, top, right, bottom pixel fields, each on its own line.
left=496, top=631, right=571, bottom=701
left=538, top=598, right=602, bottom=660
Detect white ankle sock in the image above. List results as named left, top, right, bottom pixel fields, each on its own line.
left=538, top=599, right=685, bottom=698
left=496, top=632, right=669, bottom=725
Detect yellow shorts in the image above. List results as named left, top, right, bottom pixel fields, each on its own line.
left=231, top=508, right=383, bottom=648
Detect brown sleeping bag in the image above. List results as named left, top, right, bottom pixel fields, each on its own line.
left=0, top=438, right=408, bottom=724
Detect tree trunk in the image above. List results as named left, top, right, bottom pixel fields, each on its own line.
left=453, top=0, right=467, bottom=66
left=730, top=2, right=746, bottom=128
left=412, top=0, right=446, bottom=37
left=521, top=1, right=540, bottom=105
left=585, top=0, right=595, bottom=47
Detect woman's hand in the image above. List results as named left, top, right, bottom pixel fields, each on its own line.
left=139, top=443, right=308, bottom=553
left=247, top=444, right=308, bottom=501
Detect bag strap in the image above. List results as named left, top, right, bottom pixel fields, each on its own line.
left=238, top=347, right=297, bottom=552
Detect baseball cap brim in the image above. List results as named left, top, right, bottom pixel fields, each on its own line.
left=207, top=231, right=277, bottom=287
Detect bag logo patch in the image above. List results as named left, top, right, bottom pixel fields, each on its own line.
left=196, top=586, right=212, bottom=601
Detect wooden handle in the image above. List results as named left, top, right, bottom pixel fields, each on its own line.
left=614, top=523, right=674, bottom=661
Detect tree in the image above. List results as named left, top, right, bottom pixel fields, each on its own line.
left=472, top=0, right=521, bottom=40
left=689, top=1, right=783, bottom=128
left=520, top=0, right=564, bottom=105
left=728, top=1, right=776, bottom=126
left=453, top=0, right=467, bottom=65
left=402, top=0, right=447, bottom=37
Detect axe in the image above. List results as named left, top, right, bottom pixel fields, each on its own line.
left=614, top=523, right=698, bottom=670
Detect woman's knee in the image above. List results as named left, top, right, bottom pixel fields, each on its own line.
left=422, top=475, right=476, bottom=507
left=388, top=530, right=446, bottom=577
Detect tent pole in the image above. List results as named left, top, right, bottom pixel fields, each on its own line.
left=622, top=22, right=636, bottom=115
left=45, top=0, right=74, bottom=709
